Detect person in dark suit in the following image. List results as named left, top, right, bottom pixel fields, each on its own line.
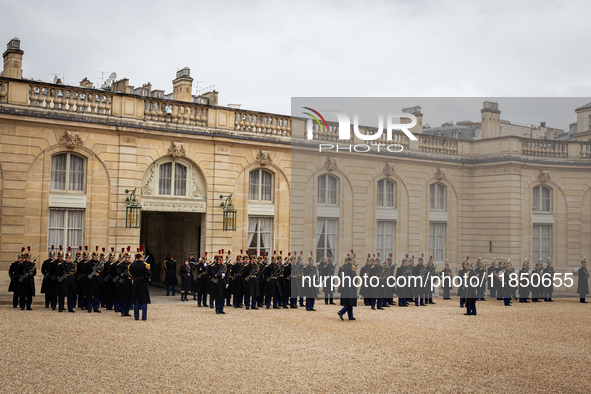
left=130, top=248, right=152, bottom=320
left=41, top=247, right=57, bottom=309
left=543, top=258, right=555, bottom=302
left=440, top=260, right=452, bottom=300
left=194, top=254, right=210, bottom=307
left=179, top=259, right=191, bottom=301
left=117, top=249, right=133, bottom=317
left=464, top=261, right=478, bottom=316
left=518, top=261, right=531, bottom=303
left=163, top=255, right=178, bottom=296
left=56, top=249, right=77, bottom=313
left=211, top=255, right=228, bottom=314
left=487, top=259, right=498, bottom=299
left=578, top=257, right=589, bottom=303
left=85, top=248, right=103, bottom=313
left=337, top=256, right=358, bottom=321
left=457, top=258, right=469, bottom=308
left=302, top=257, right=318, bottom=311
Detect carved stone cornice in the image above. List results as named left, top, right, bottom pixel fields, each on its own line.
left=167, top=141, right=186, bottom=158
left=256, top=150, right=272, bottom=166
left=58, top=130, right=83, bottom=148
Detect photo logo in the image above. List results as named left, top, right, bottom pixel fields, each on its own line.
left=303, top=107, right=418, bottom=141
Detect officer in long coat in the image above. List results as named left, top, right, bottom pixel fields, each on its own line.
left=41, top=247, right=57, bottom=309
left=130, top=249, right=151, bottom=320
left=17, top=249, right=37, bottom=310
left=163, top=255, right=178, bottom=296
left=85, top=249, right=103, bottom=313
left=578, top=258, right=589, bottom=303
left=464, top=262, right=478, bottom=316
left=179, top=259, right=191, bottom=301
left=117, top=250, right=133, bottom=317
left=56, top=250, right=77, bottom=313
left=302, top=257, right=318, bottom=311
left=194, top=255, right=210, bottom=307
left=9, top=250, right=24, bottom=308
left=337, top=256, right=358, bottom=321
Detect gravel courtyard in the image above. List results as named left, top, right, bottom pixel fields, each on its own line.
left=1, top=294, right=590, bottom=393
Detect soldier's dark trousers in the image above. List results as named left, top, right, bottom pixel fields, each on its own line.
left=120, top=301, right=130, bottom=316
left=305, top=297, right=315, bottom=310
left=12, top=292, right=18, bottom=308
left=19, top=295, right=32, bottom=309
left=545, top=291, right=553, bottom=301
left=415, top=297, right=425, bottom=306
left=197, top=293, right=207, bottom=306
left=338, top=305, right=354, bottom=319
left=325, top=294, right=334, bottom=304
left=134, top=298, right=147, bottom=320
left=166, top=285, right=175, bottom=296
left=78, top=293, right=86, bottom=309
left=87, top=289, right=100, bottom=312
left=59, top=292, right=76, bottom=312
left=51, top=295, right=57, bottom=309
left=370, top=298, right=383, bottom=308
left=443, top=289, right=450, bottom=299
left=460, top=297, right=465, bottom=308
left=215, top=297, right=224, bottom=313
left=113, top=297, right=120, bottom=312
left=398, top=297, right=406, bottom=306
left=489, top=288, right=496, bottom=298
left=466, top=300, right=476, bottom=315
left=45, top=294, right=51, bottom=307
left=581, top=298, right=586, bottom=303
left=504, top=297, right=511, bottom=306
left=290, top=297, right=298, bottom=307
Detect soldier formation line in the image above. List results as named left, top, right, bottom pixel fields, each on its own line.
left=8, top=247, right=590, bottom=321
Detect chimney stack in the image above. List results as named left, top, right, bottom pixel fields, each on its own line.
left=2, top=37, right=24, bottom=79
left=480, top=100, right=501, bottom=139
left=402, top=105, right=423, bottom=135
left=172, top=67, right=193, bottom=102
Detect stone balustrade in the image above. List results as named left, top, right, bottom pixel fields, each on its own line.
left=28, top=82, right=113, bottom=115
left=419, top=135, right=458, bottom=155
left=581, top=142, right=591, bottom=158
left=234, top=110, right=291, bottom=136
left=521, top=139, right=567, bottom=158
left=143, top=99, right=207, bottom=125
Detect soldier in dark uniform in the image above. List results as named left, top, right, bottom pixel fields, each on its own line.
left=264, top=253, right=283, bottom=309
left=302, top=257, right=318, bottom=311
left=117, top=249, right=133, bottom=317
left=49, top=248, right=62, bottom=310
left=110, top=249, right=125, bottom=312
left=230, top=254, right=245, bottom=308
left=464, top=261, right=477, bottom=316
left=195, top=253, right=210, bottom=307
left=396, top=257, right=409, bottom=306
left=163, top=255, right=178, bottom=296
left=457, top=257, right=470, bottom=308
left=41, top=246, right=57, bottom=309
left=337, top=256, right=358, bottom=321
left=130, top=248, right=151, bottom=320
left=317, top=256, right=329, bottom=304
left=518, top=261, right=531, bottom=303
left=211, top=254, right=228, bottom=314
left=290, top=254, right=303, bottom=308
left=244, top=255, right=260, bottom=310
left=9, top=249, right=25, bottom=308
left=102, top=248, right=116, bottom=310
left=17, top=248, right=37, bottom=310
left=56, top=249, right=77, bottom=313
left=368, top=258, right=383, bottom=309
left=412, top=255, right=426, bottom=307
left=323, top=257, right=336, bottom=305
left=531, top=259, right=543, bottom=302
left=359, top=256, right=372, bottom=306
left=578, top=257, right=589, bottom=303
left=179, top=259, right=191, bottom=301
left=77, top=247, right=89, bottom=309
left=487, top=259, right=498, bottom=299
left=543, top=258, right=555, bottom=302
left=474, top=258, right=487, bottom=301
left=439, top=260, right=452, bottom=299
left=206, top=255, right=218, bottom=309
left=498, top=260, right=512, bottom=306
left=384, top=255, right=396, bottom=306
left=85, top=247, right=103, bottom=313
left=280, top=255, right=293, bottom=308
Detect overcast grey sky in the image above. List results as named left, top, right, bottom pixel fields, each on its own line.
left=1, top=0, right=590, bottom=128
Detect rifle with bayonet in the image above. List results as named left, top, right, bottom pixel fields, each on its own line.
left=211, top=254, right=231, bottom=284
left=19, top=254, right=39, bottom=283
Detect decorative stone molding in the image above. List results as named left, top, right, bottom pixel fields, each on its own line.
left=383, top=162, right=395, bottom=176
left=59, top=130, right=83, bottom=148
left=141, top=165, right=155, bottom=196
left=538, top=170, right=551, bottom=183
left=142, top=197, right=206, bottom=213
left=325, top=156, right=337, bottom=172
left=256, top=150, right=272, bottom=166
left=167, top=141, right=186, bottom=158
left=192, top=170, right=204, bottom=198
left=435, top=167, right=446, bottom=181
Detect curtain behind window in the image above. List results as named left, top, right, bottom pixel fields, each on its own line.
left=51, top=154, right=67, bottom=190
left=48, top=210, right=64, bottom=251
left=69, top=155, right=85, bottom=191
left=174, top=163, right=187, bottom=196
left=249, top=171, right=259, bottom=201
left=67, top=210, right=84, bottom=249
left=159, top=163, right=172, bottom=195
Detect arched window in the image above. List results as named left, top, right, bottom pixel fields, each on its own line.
left=452, top=129, right=460, bottom=139
left=532, top=185, right=551, bottom=212
left=50, top=153, right=86, bottom=192
left=318, top=174, right=338, bottom=205
left=249, top=169, right=273, bottom=202
left=435, top=131, right=443, bottom=137
left=158, top=162, right=187, bottom=196
left=377, top=179, right=395, bottom=208
left=429, top=183, right=446, bottom=210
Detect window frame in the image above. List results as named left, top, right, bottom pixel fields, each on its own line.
left=377, top=179, right=396, bottom=208
left=248, top=168, right=274, bottom=203
left=428, top=222, right=446, bottom=264
left=157, top=160, right=188, bottom=197
left=376, top=220, right=395, bottom=260
left=532, top=185, right=552, bottom=213
left=429, top=183, right=446, bottom=211
left=316, top=218, right=338, bottom=261
left=532, top=224, right=552, bottom=263
left=50, top=153, right=87, bottom=193
left=247, top=216, right=273, bottom=256
left=47, top=209, right=85, bottom=255
left=317, top=174, right=339, bottom=206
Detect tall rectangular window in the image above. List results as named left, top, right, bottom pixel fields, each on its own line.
left=159, top=163, right=172, bottom=195
left=429, top=222, right=446, bottom=263
left=533, top=185, right=551, bottom=212
left=174, top=163, right=187, bottom=196
left=48, top=209, right=85, bottom=254
left=533, top=224, right=552, bottom=262
left=377, top=179, right=395, bottom=208
left=51, top=153, right=86, bottom=191
left=429, top=183, right=446, bottom=210
left=316, top=218, right=337, bottom=260
left=318, top=174, right=338, bottom=205
left=249, top=169, right=273, bottom=202
left=247, top=216, right=273, bottom=256
left=377, top=220, right=395, bottom=260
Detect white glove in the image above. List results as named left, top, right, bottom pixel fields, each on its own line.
left=204, top=263, right=208, bottom=267
left=222, top=273, right=225, bottom=278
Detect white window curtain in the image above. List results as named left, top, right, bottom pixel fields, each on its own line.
left=541, top=186, right=551, bottom=212
left=533, top=224, right=552, bottom=262
left=316, top=219, right=337, bottom=260
left=430, top=183, right=445, bottom=210
left=328, top=176, right=338, bottom=205
left=247, top=216, right=273, bottom=256
left=69, top=155, right=85, bottom=191
left=377, top=221, right=394, bottom=259
left=159, top=163, right=172, bottom=195
left=318, top=175, right=326, bottom=204
left=316, top=220, right=324, bottom=251
left=377, top=180, right=384, bottom=207
left=48, top=209, right=85, bottom=254
left=326, top=219, right=336, bottom=259
left=260, top=217, right=272, bottom=255
left=50, top=154, right=67, bottom=190
left=174, top=163, right=187, bottom=196
left=67, top=210, right=85, bottom=249
left=533, top=186, right=540, bottom=211
left=429, top=222, right=446, bottom=263
left=247, top=217, right=258, bottom=250
left=386, top=180, right=395, bottom=207
left=48, top=210, right=64, bottom=254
